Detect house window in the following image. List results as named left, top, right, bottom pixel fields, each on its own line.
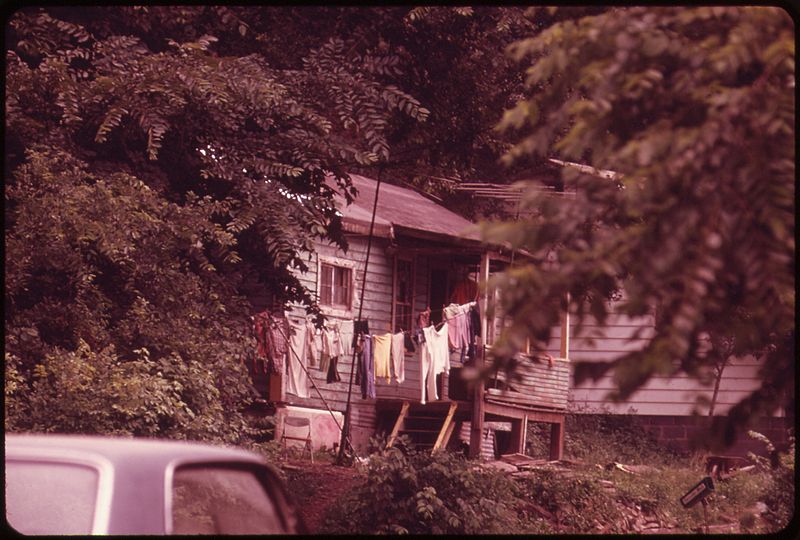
left=320, top=263, right=352, bottom=310
left=394, top=257, right=414, bottom=332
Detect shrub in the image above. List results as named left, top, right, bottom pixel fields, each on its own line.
left=321, top=440, right=528, bottom=534
left=747, top=430, right=795, bottom=532
left=527, top=410, right=685, bottom=466
left=515, top=469, right=625, bottom=533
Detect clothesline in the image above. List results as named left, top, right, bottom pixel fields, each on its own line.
left=250, top=299, right=478, bottom=411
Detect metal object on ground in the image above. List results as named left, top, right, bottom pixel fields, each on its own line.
left=680, top=476, right=715, bottom=509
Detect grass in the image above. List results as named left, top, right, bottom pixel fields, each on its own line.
left=523, top=412, right=793, bottom=533
left=246, top=412, right=793, bottom=534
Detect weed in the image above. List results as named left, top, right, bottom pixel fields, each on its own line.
left=747, top=430, right=795, bottom=532
left=320, top=441, right=544, bottom=535
left=527, top=411, right=684, bottom=466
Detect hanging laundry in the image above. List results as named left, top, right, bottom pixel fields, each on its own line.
left=403, top=332, right=416, bottom=353
left=444, top=301, right=476, bottom=363
left=326, top=355, right=342, bottom=383
left=353, top=319, right=370, bottom=349
left=420, top=323, right=449, bottom=404
left=358, top=335, right=376, bottom=399
left=443, top=303, right=469, bottom=350
left=253, top=312, right=272, bottom=363
left=415, top=307, right=431, bottom=345
left=320, top=324, right=344, bottom=382
left=390, top=332, right=406, bottom=384
left=268, top=316, right=290, bottom=374
left=466, top=302, right=481, bottom=364
left=319, top=325, right=338, bottom=374
left=286, top=318, right=317, bottom=398
left=305, top=320, right=318, bottom=368
left=372, top=333, right=392, bottom=383
left=339, top=320, right=354, bottom=358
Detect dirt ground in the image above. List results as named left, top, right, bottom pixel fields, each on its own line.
left=282, top=458, right=364, bottom=533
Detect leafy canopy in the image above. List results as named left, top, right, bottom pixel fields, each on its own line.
left=485, top=6, right=794, bottom=448
left=4, top=6, right=429, bottom=439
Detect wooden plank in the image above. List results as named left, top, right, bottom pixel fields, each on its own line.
left=433, top=402, right=458, bottom=452
left=560, top=292, right=570, bottom=359
left=549, top=420, right=564, bottom=460
left=484, top=400, right=565, bottom=423
left=485, top=388, right=567, bottom=408
left=386, top=401, right=409, bottom=448
left=509, top=415, right=527, bottom=455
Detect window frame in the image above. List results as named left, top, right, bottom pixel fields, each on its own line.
left=316, top=256, right=355, bottom=318
left=392, top=254, right=416, bottom=333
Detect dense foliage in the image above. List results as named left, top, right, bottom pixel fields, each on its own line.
left=3, top=5, right=579, bottom=440
left=4, top=6, right=430, bottom=438
left=484, top=6, right=795, bottom=447
left=747, top=430, right=795, bottom=531
left=321, top=440, right=533, bottom=534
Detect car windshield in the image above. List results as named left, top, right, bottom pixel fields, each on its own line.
left=6, top=459, right=100, bottom=535
left=171, top=464, right=286, bottom=534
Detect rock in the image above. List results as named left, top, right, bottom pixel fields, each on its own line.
left=482, top=460, right=519, bottom=472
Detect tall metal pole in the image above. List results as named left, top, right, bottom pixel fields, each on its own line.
left=336, top=166, right=384, bottom=465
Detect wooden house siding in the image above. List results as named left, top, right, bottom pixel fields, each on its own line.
left=283, top=237, right=393, bottom=442
left=489, top=357, right=571, bottom=410
left=546, top=303, right=774, bottom=416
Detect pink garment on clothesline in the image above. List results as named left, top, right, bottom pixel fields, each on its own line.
left=444, top=303, right=471, bottom=350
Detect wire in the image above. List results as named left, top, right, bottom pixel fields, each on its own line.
left=270, top=319, right=355, bottom=454
left=336, top=165, right=385, bottom=465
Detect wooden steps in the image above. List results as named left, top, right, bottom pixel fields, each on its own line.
left=386, top=401, right=458, bottom=452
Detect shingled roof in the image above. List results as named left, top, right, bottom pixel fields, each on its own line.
left=335, top=173, right=481, bottom=244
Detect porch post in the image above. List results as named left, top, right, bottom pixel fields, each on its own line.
left=549, top=419, right=565, bottom=460
left=469, top=251, right=491, bottom=458
left=509, top=414, right=528, bottom=455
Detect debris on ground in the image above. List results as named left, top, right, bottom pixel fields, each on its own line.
left=481, top=459, right=520, bottom=472
left=705, top=455, right=752, bottom=479
left=604, top=461, right=661, bottom=475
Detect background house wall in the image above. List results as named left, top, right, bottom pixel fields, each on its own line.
left=539, top=301, right=790, bottom=455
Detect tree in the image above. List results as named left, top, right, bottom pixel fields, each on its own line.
left=4, top=6, right=429, bottom=439
left=484, top=6, right=794, bottom=449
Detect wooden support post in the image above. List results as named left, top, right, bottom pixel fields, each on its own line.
left=433, top=402, right=458, bottom=452
left=559, top=292, right=570, bottom=360
left=509, top=415, right=528, bottom=455
left=470, top=251, right=491, bottom=458
left=549, top=419, right=565, bottom=460
left=386, top=401, right=409, bottom=449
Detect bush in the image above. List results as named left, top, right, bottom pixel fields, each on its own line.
left=321, top=439, right=530, bottom=534
left=747, top=430, right=795, bottom=532
left=515, top=469, right=625, bottom=533
left=526, top=411, right=685, bottom=466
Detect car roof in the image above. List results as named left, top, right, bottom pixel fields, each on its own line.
left=5, top=433, right=265, bottom=468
